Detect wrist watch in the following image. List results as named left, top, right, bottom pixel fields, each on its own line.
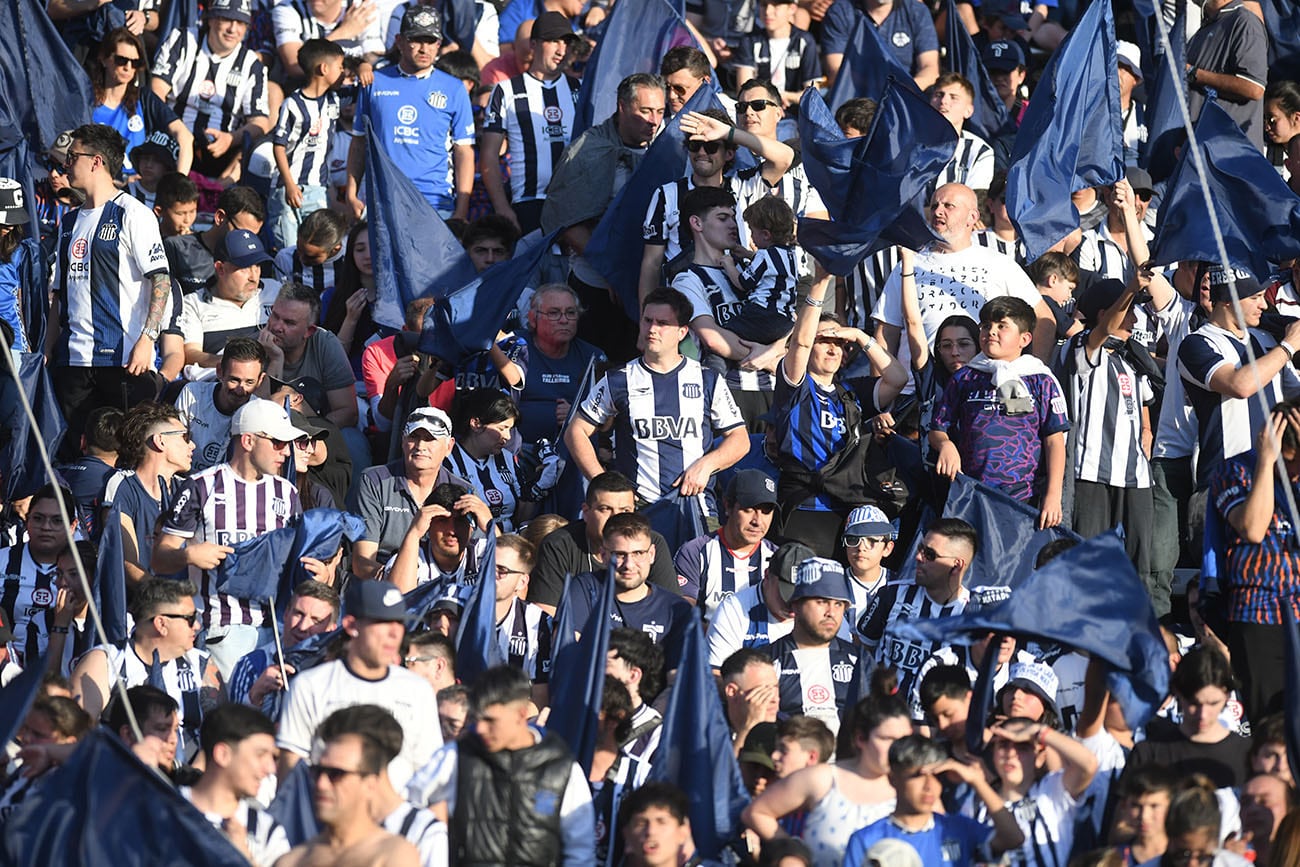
left=1186, top=65, right=1198, bottom=87
left=142, top=324, right=162, bottom=341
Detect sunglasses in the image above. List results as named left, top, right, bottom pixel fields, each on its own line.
left=113, top=54, right=145, bottom=69
left=686, top=139, right=724, bottom=154
left=308, top=764, right=368, bottom=784
left=917, top=544, right=948, bottom=562
left=844, top=535, right=885, bottom=548
left=158, top=611, right=199, bottom=626
left=737, top=98, right=779, bottom=114
left=157, top=429, right=192, bottom=443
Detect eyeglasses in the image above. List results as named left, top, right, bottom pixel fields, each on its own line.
left=737, top=98, right=779, bottom=114
left=254, top=434, right=293, bottom=450
left=686, top=140, right=724, bottom=154
left=113, top=54, right=145, bottom=69
left=64, top=151, right=98, bottom=168
left=495, top=564, right=528, bottom=578
left=158, top=611, right=199, bottom=626
left=844, top=535, right=886, bottom=548
left=1167, top=852, right=1214, bottom=866
left=404, top=654, right=439, bottom=665
left=538, top=308, right=580, bottom=321
left=917, top=544, right=950, bottom=562
left=308, top=764, right=369, bottom=784
left=667, top=83, right=693, bottom=97
left=157, top=429, right=192, bottom=443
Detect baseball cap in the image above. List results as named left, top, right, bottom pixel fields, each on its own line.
left=288, top=410, right=328, bottom=440
left=401, top=6, right=442, bottom=40
left=844, top=504, right=896, bottom=539
left=346, top=579, right=408, bottom=622
left=767, top=542, right=815, bottom=602
left=206, top=0, right=252, bottom=23
left=215, top=229, right=272, bottom=269
left=230, top=398, right=310, bottom=441
left=531, top=10, right=577, bottom=41
left=1207, top=264, right=1265, bottom=304
left=1117, top=40, right=1143, bottom=83
left=0, top=179, right=29, bottom=226
left=725, top=469, right=778, bottom=510
left=982, top=40, right=1025, bottom=72
left=1124, top=165, right=1155, bottom=197
left=789, top=557, right=852, bottom=604
left=866, top=839, right=923, bottom=867
left=737, top=722, right=778, bottom=769
left=1075, top=277, right=1131, bottom=327
left=1000, top=660, right=1061, bottom=718
left=403, top=406, right=453, bottom=438
left=130, top=130, right=180, bottom=170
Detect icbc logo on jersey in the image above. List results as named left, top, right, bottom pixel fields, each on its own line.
left=30, top=587, right=55, bottom=607
left=807, top=684, right=831, bottom=705
left=1117, top=372, right=1136, bottom=412
left=543, top=105, right=564, bottom=138
left=71, top=238, right=88, bottom=259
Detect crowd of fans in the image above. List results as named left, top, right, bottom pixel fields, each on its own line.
left=0, top=0, right=1298, bottom=863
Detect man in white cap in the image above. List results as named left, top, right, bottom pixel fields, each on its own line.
left=353, top=406, right=480, bottom=578
left=1117, top=41, right=1147, bottom=166
left=154, top=397, right=309, bottom=678
left=762, top=557, right=861, bottom=735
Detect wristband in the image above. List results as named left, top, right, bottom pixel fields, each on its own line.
left=804, top=297, right=824, bottom=308
left=1037, top=726, right=1050, bottom=747
left=50, top=626, right=70, bottom=634
left=864, top=335, right=877, bottom=350
left=901, top=271, right=916, bottom=278
left=726, top=126, right=736, bottom=145
left=1281, top=341, right=1297, bottom=360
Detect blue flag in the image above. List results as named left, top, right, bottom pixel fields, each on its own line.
left=0, top=353, right=67, bottom=501
left=585, top=83, right=722, bottom=321
left=362, top=117, right=476, bottom=331
left=1139, top=2, right=1187, bottom=180
left=965, top=629, right=1005, bottom=754
left=94, top=504, right=129, bottom=645
left=215, top=509, right=367, bottom=611
left=573, top=0, right=692, bottom=136
left=892, top=530, right=1170, bottom=728
left=268, top=759, right=321, bottom=847
left=648, top=608, right=749, bottom=858
left=798, top=83, right=955, bottom=276
left=418, top=228, right=558, bottom=362
left=825, top=11, right=914, bottom=111
left=0, top=650, right=45, bottom=749
left=941, top=0, right=1008, bottom=141
left=1261, top=0, right=1300, bottom=84
left=0, top=0, right=92, bottom=157
left=153, top=0, right=199, bottom=64
left=1006, top=0, right=1123, bottom=261
left=548, top=574, right=577, bottom=671
left=1, top=729, right=250, bottom=866
left=282, top=627, right=345, bottom=675
left=455, top=531, right=506, bottom=685
left=641, top=491, right=706, bottom=560
left=546, top=562, right=616, bottom=775
left=1150, top=100, right=1300, bottom=281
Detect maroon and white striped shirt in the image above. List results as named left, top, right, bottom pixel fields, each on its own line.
left=161, top=464, right=301, bottom=629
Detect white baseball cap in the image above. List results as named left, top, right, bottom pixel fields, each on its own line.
left=230, top=398, right=310, bottom=441
left=1117, top=41, right=1143, bottom=82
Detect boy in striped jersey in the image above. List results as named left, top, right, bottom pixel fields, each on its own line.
left=270, top=39, right=346, bottom=250
left=928, top=73, right=994, bottom=193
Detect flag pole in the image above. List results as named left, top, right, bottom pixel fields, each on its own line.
left=269, top=604, right=290, bottom=691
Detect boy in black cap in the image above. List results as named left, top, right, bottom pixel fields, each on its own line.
left=126, top=131, right=180, bottom=210
left=1061, top=270, right=1158, bottom=606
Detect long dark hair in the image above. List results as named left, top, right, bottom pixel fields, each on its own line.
left=93, top=28, right=147, bottom=114
left=322, top=220, right=376, bottom=348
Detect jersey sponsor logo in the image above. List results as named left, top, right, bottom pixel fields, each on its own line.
left=891, top=31, right=911, bottom=47
left=203, top=442, right=225, bottom=464
left=397, top=105, right=419, bottom=125
left=543, top=105, right=563, bottom=124
left=215, top=529, right=259, bottom=546
left=641, top=622, right=666, bottom=641
left=682, top=383, right=702, bottom=399
left=819, top=409, right=846, bottom=434
left=71, top=238, right=88, bottom=259
left=98, top=223, right=119, bottom=242
left=882, top=635, right=927, bottom=672
left=171, top=486, right=191, bottom=515
left=426, top=91, right=448, bottom=109
left=30, top=587, right=55, bottom=607
left=485, top=487, right=504, bottom=507
left=539, top=373, right=570, bottom=384
left=806, top=684, right=831, bottom=704
left=128, top=114, right=145, bottom=133
left=632, top=416, right=699, bottom=440
left=831, top=661, right=854, bottom=683
left=1117, top=373, right=1133, bottom=396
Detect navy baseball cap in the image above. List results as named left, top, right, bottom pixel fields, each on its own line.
left=1075, top=278, right=1131, bottom=326
left=1207, top=265, right=1265, bottom=304
left=206, top=0, right=252, bottom=23
left=346, top=580, right=408, bottom=622
left=725, top=469, right=779, bottom=509
left=131, top=130, right=180, bottom=169
left=215, top=229, right=271, bottom=269
left=982, top=40, right=1025, bottom=71
left=789, top=558, right=852, bottom=604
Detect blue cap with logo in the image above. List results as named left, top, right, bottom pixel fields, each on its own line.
left=725, top=469, right=779, bottom=509
left=346, top=579, right=408, bottom=622
left=982, top=40, right=1025, bottom=71
left=789, top=557, right=852, bottom=603
left=215, top=229, right=271, bottom=269
left=844, top=504, right=896, bottom=539
left=206, top=0, right=252, bottom=23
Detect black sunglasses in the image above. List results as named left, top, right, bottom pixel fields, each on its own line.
left=158, top=611, right=199, bottom=626
left=686, top=139, right=724, bottom=154
left=113, top=54, right=145, bottom=69
left=917, top=544, right=946, bottom=562
left=737, top=98, right=779, bottom=113
left=308, top=764, right=368, bottom=784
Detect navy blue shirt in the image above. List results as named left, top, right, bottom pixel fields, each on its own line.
left=57, top=455, right=116, bottom=538
left=820, top=0, right=939, bottom=73
left=566, top=570, right=694, bottom=669
left=517, top=333, right=606, bottom=444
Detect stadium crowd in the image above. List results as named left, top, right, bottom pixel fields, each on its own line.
left=0, top=0, right=1299, bottom=863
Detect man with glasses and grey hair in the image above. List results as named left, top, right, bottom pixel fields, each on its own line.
left=517, top=283, right=606, bottom=445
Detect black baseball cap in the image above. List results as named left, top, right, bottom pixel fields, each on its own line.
left=767, top=542, right=815, bottom=602
left=531, top=11, right=577, bottom=41
left=725, top=469, right=779, bottom=509
left=346, top=580, right=407, bottom=622
left=401, top=6, right=442, bottom=40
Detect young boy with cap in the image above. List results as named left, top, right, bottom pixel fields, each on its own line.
left=841, top=505, right=896, bottom=637
left=762, top=557, right=860, bottom=735
left=126, top=131, right=181, bottom=210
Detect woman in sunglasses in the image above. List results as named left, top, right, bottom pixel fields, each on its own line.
left=91, top=28, right=194, bottom=179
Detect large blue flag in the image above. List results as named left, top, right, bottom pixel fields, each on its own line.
left=893, top=530, right=1170, bottom=728
left=215, top=509, right=366, bottom=610
left=0, top=0, right=92, bottom=158
left=546, top=562, right=616, bottom=775
left=94, top=505, right=129, bottom=645
left=269, top=760, right=321, bottom=847
left=798, top=83, right=955, bottom=276
left=573, top=0, right=692, bottom=136
left=648, top=608, right=749, bottom=858
left=455, top=531, right=506, bottom=685
left=0, top=650, right=45, bottom=749
left=941, top=0, right=1008, bottom=142
left=642, top=491, right=707, bottom=561
left=362, top=117, right=477, bottom=331
left=825, top=11, right=915, bottom=111
left=0, top=353, right=66, bottom=501
left=1007, top=0, right=1123, bottom=261
left=1261, top=0, right=1300, bottom=84
left=1, top=729, right=250, bottom=866
left=418, top=228, right=558, bottom=362
left=548, top=574, right=578, bottom=670
left=1150, top=100, right=1300, bottom=281
left=585, top=83, right=722, bottom=321
left=1139, top=1, right=1187, bottom=180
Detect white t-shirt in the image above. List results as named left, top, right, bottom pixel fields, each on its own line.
left=277, top=659, right=442, bottom=791
left=873, top=243, right=1040, bottom=346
